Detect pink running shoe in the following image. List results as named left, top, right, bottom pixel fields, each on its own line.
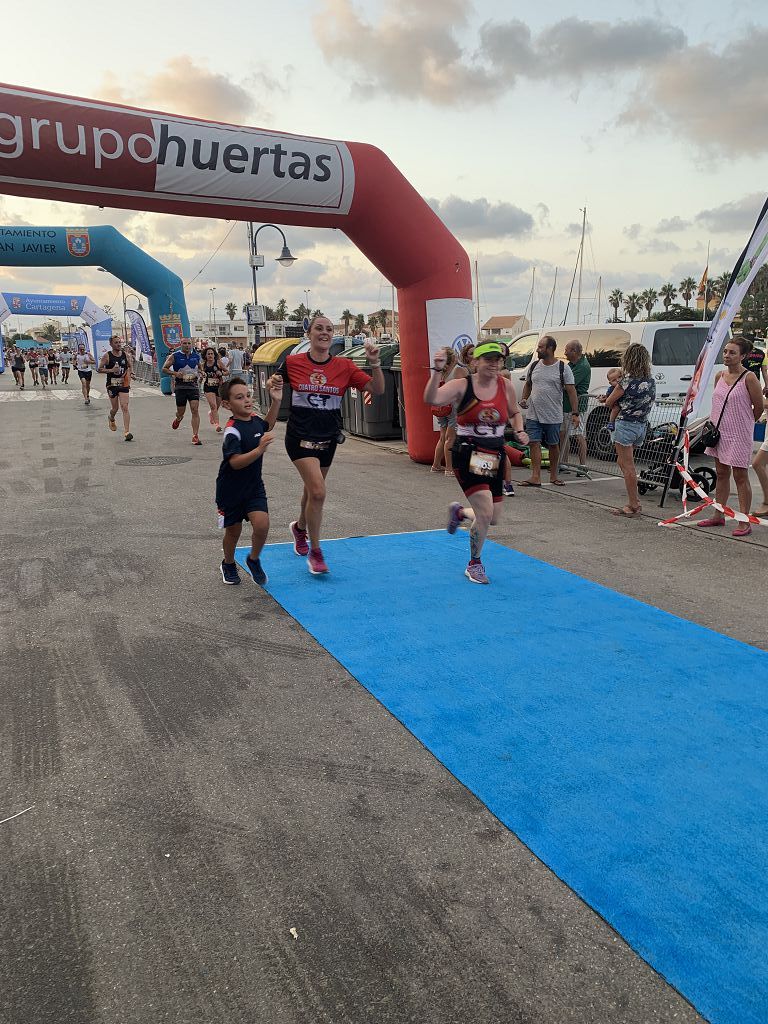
left=290, top=520, right=310, bottom=556
left=465, top=560, right=489, bottom=584
left=447, top=501, right=464, bottom=535
left=307, top=548, right=329, bottom=575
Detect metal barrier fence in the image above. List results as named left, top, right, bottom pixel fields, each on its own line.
left=132, top=359, right=161, bottom=385
left=555, top=394, right=712, bottom=504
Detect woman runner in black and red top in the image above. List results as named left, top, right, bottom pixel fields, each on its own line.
left=272, top=315, right=384, bottom=575
left=424, top=341, right=527, bottom=584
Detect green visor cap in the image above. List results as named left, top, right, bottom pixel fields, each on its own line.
left=473, top=342, right=505, bottom=359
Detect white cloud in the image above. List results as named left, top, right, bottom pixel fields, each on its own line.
left=99, top=56, right=273, bottom=123
left=428, top=195, right=534, bottom=239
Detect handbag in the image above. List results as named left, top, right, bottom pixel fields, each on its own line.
left=701, top=370, right=748, bottom=447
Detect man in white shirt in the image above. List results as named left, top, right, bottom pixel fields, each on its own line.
left=228, top=345, right=245, bottom=374
left=520, top=335, right=579, bottom=487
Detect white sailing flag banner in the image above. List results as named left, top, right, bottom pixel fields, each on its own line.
left=683, top=195, right=768, bottom=420
left=0, top=291, right=10, bottom=325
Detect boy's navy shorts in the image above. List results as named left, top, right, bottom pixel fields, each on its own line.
left=216, top=492, right=268, bottom=528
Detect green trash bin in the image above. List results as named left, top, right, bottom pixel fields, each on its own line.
left=336, top=345, right=365, bottom=434
left=343, top=344, right=401, bottom=439
left=391, top=351, right=406, bottom=443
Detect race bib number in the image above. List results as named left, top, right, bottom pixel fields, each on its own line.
left=469, top=450, right=500, bottom=477
left=182, top=372, right=197, bottom=383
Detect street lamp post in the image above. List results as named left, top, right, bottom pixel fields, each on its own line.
left=209, top=287, right=216, bottom=342
left=247, top=223, right=297, bottom=347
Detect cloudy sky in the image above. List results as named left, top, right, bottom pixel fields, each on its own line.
left=2, top=0, right=767, bottom=331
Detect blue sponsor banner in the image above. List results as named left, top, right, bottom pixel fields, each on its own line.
left=126, top=308, right=152, bottom=359
left=1, top=292, right=85, bottom=317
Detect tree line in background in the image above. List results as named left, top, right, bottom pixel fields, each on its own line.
left=239, top=299, right=392, bottom=336
left=607, top=268, right=768, bottom=335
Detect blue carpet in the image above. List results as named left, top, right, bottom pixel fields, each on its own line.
left=236, top=531, right=768, bottom=1024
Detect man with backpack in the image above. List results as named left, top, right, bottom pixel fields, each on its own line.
left=519, top=335, right=579, bottom=487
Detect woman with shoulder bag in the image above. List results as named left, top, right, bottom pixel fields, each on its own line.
left=429, top=346, right=458, bottom=475
left=698, top=336, right=764, bottom=537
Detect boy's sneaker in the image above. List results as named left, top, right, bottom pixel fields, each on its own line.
left=447, top=501, right=464, bottom=535
left=465, top=559, right=490, bottom=584
left=192, top=434, right=202, bottom=446
left=245, top=555, right=268, bottom=586
left=220, top=560, right=241, bottom=585
left=290, top=520, right=309, bottom=556
left=502, top=481, right=515, bottom=497
left=307, top=548, right=329, bottom=575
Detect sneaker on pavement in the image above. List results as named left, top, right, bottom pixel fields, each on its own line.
left=124, top=432, right=134, bottom=442
left=503, top=481, right=515, bottom=497
left=245, top=555, right=268, bottom=586
left=447, top=501, right=464, bottom=535
left=171, top=417, right=180, bottom=430
left=465, top=560, right=490, bottom=584
left=290, top=520, right=310, bottom=556
left=220, top=560, right=241, bottom=585
left=192, top=434, right=202, bottom=446
left=307, top=548, right=329, bottom=575
left=107, top=415, right=116, bottom=432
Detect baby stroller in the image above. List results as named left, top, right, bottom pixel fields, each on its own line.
left=637, top=417, right=716, bottom=500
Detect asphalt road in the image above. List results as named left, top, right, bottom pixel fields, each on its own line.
left=3, top=373, right=761, bottom=1024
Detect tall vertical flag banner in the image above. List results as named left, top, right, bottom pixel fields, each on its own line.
left=682, top=195, right=768, bottom=420
left=697, top=266, right=708, bottom=297
left=126, top=308, right=152, bottom=361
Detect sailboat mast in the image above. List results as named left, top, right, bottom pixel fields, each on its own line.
left=551, top=267, right=558, bottom=326
left=576, top=205, right=586, bottom=325
left=474, top=259, right=481, bottom=336
left=597, top=275, right=602, bottom=323
left=531, top=266, right=536, bottom=328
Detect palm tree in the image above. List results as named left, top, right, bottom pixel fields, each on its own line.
left=623, top=293, right=641, bottom=322
left=659, top=282, right=677, bottom=314
left=367, top=315, right=379, bottom=336
left=639, top=288, right=658, bottom=320
left=679, top=276, right=697, bottom=308
left=354, top=313, right=365, bottom=334
left=377, top=308, right=389, bottom=334
left=341, top=309, right=353, bottom=335
left=608, top=288, right=623, bottom=322
left=225, top=302, right=237, bottom=321
left=710, top=272, right=731, bottom=305
left=274, top=298, right=288, bottom=321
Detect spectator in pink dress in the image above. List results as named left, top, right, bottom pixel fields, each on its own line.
left=698, top=336, right=764, bottom=537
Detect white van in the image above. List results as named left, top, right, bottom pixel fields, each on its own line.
left=506, top=320, right=722, bottom=401
left=505, top=321, right=725, bottom=456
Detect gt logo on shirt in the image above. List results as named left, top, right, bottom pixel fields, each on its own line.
left=309, top=371, right=327, bottom=387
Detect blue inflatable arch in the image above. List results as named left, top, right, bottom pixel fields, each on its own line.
left=0, top=225, right=189, bottom=394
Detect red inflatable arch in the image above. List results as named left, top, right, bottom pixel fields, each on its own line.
left=0, top=83, right=474, bottom=462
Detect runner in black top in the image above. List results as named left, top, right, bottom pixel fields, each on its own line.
left=200, top=347, right=224, bottom=432
left=11, top=348, right=25, bottom=389
left=98, top=336, right=134, bottom=441
left=276, top=314, right=384, bottom=575
left=28, top=349, right=40, bottom=386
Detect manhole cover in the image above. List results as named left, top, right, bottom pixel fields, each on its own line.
left=115, top=456, right=193, bottom=467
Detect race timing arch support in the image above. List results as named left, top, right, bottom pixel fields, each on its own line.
left=0, top=83, right=473, bottom=462
left=0, top=222, right=188, bottom=394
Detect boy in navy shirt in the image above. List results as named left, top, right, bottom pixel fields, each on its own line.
left=216, top=375, right=282, bottom=586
